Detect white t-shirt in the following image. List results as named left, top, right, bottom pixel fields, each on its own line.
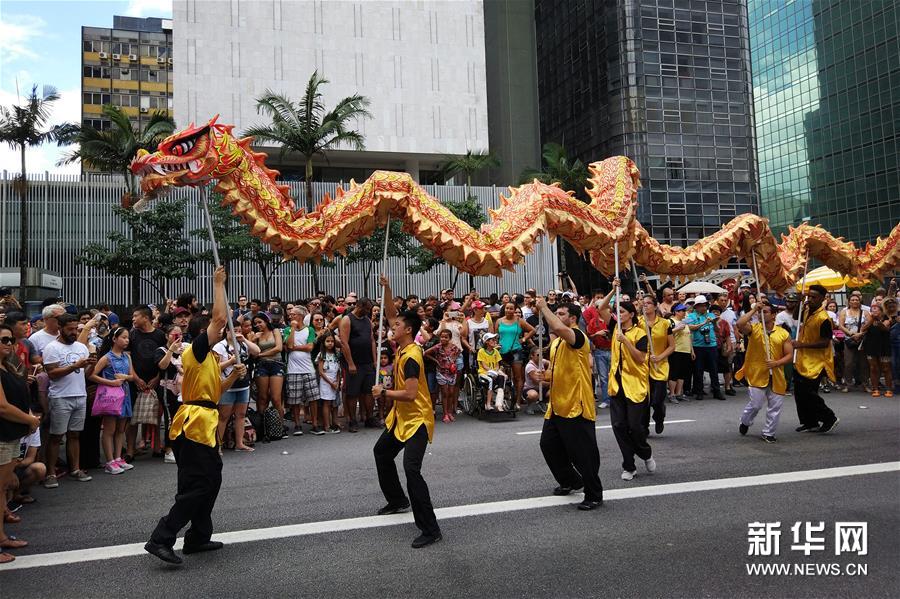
left=521, top=305, right=535, bottom=321
left=775, top=311, right=797, bottom=338
left=20, top=429, right=41, bottom=450
left=287, top=327, right=315, bottom=375
left=29, top=329, right=58, bottom=356
left=42, top=340, right=90, bottom=398
left=524, top=359, right=549, bottom=391
left=720, top=307, right=738, bottom=342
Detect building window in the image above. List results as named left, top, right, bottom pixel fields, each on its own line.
left=667, top=158, right=685, bottom=179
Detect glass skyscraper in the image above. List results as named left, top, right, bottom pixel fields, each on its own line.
left=750, top=0, right=899, bottom=244
left=534, top=0, right=759, bottom=288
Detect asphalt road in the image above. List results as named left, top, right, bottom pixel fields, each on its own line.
left=2, top=389, right=898, bottom=598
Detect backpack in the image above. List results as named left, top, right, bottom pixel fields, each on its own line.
left=222, top=413, right=258, bottom=449
left=262, top=406, right=285, bottom=442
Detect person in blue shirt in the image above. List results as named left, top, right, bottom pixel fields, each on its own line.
left=683, top=295, right=725, bottom=400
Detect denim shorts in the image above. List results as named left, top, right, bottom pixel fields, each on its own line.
left=255, top=360, right=284, bottom=377
left=501, top=349, right=524, bottom=365
left=219, top=388, right=250, bottom=406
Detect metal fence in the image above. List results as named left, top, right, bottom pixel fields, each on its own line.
left=0, top=172, right=558, bottom=306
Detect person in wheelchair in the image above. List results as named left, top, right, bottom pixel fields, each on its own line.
left=523, top=346, right=549, bottom=415
left=477, top=333, right=508, bottom=411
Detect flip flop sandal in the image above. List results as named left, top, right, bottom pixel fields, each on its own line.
left=0, top=536, right=28, bottom=549
left=14, top=495, right=36, bottom=504
left=3, top=513, right=21, bottom=524
left=0, top=552, right=15, bottom=564
left=235, top=446, right=255, bottom=452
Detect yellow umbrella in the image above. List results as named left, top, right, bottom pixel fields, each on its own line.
left=795, top=266, right=850, bottom=292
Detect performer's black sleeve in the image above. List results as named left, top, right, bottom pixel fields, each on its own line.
left=192, top=331, right=210, bottom=363
left=570, top=328, right=586, bottom=349
left=403, top=359, right=421, bottom=379
left=820, top=319, right=833, bottom=339
left=635, top=337, right=649, bottom=352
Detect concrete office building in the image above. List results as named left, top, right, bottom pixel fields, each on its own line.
left=534, top=0, right=759, bottom=287
left=172, top=0, right=490, bottom=182
left=750, top=0, right=899, bottom=244
left=81, top=16, right=174, bottom=137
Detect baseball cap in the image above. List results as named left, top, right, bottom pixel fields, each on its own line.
left=693, top=294, right=708, bottom=305
left=673, top=303, right=687, bottom=311
left=107, top=313, right=120, bottom=325
left=449, top=302, right=462, bottom=311
left=472, top=300, right=486, bottom=309
left=173, top=307, right=190, bottom=316
left=785, top=291, right=801, bottom=302
left=739, top=282, right=751, bottom=289
left=482, top=332, right=499, bottom=342
left=562, top=291, right=576, bottom=299
left=269, top=306, right=284, bottom=316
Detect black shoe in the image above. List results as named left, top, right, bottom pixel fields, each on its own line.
left=552, top=483, right=584, bottom=496
left=377, top=501, right=411, bottom=515
left=795, top=423, right=818, bottom=432
left=725, top=387, right=736, bottom=396
left=761, top=434, right=777, bottom=444
left=6, top=500, right=22, bottom=513
left=817, top=418, right=839, bottom=433
left=655, top=421, right=664, bottom=435
left=348, top=421, right=359, bottom=433
left=713, top=392, right=726, bottom=400
left=144, top=541, right=182, bottom=564
left=364, top=417, right=380, bottom=428
left=577, top=499, right=603, bottom=511
left=411, top=533, right=442, bottom=548
left=739, top=423, right=749, bottom=436
left=694, top=394, right=705, bottom=401
left=182, top=540, right=224, bottom=555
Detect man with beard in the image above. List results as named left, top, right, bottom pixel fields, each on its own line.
left=340, top=297, right=377, bottom=432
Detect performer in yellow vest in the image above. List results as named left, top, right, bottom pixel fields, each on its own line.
left=608, top=299, right=654, bottom=481
left=372, top=275, right=441, bottom=547
left=638, top=296, right=675, bottom=435
left=734, top=302, right=793, bottom=443
left=146, top=267, right=247, bottom=565
left=535, top=296, right=604, bottom=510
left=792, top=284, right=839, bottom=433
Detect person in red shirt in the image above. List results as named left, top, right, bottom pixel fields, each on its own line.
left=583, top=288, right=615, bottom=408
left=710, top=304, right=736, bottom=396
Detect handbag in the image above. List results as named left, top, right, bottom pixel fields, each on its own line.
left=132, top=390, right=160, bottom=425
left=91, top=384, right=126, bottom=417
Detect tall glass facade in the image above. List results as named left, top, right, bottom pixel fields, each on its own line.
left=535, top=0, right=759, bottom=264
left=750, top=0, right=899, bottom=244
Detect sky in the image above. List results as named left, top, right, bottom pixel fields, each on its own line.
left=0, top=0, right=173, bottom=175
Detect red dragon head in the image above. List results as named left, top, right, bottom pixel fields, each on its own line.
left=130, top=115, right=242, bottom=201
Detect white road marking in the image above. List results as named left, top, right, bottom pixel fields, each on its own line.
left=5, top=461, right=897, bottom=571
left=515, top=418, right=697, bottom=435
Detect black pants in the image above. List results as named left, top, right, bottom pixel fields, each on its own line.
left=150, top=434, right=223, bottom=548
left=693, top=346, right=721, bottom=396
left=373, top=425, right=440, bottom=537
left=160, top=389, right=180, bottom=450
left=643, top=379, right=668, bottom=434
left=610, top=391, right=652, bottom=472
left=539, top=415, right=604, bottom=502
left=793, top=371, right=836, bottom=428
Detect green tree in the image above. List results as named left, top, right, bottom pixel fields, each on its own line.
left=440, top=150, right=500, bottom=191
left=518, top=142, right=589, bottom=198
left=408, top=196, right=487, bottom=290
left=191, top=193, right=285, bottom=300
left=77, top=199, right=197, bottom=305
left=0, top=84, right=76, bottom=299
left=59, top=104, right=175, bottom=205
left=344, top=220, right=412, bottom=298
left=244, top=71, right=372, bottom=291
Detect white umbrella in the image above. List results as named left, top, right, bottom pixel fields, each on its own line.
left=677, top=280, right=728, bottom=294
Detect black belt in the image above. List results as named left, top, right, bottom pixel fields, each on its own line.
left=183, top=400, right=217, bottom=410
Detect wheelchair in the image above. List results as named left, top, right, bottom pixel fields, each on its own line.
left=459, top=361, right=516, bottom=418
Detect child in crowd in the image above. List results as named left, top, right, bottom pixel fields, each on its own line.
left=523, top=345, right=549, bottom=415
left=477, top=333, right=508, bottom=411
left=89, top=327, right=136, bottom=475
left=315, top=332, right=342, bottom=433
left=378, top=348, right=394, bottom=422
left=425, top=329, right=461, bottom=422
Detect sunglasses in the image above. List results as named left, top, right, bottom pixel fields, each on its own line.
left=0, top=336, right=15, bottom=345
left=346, top=302, right=357, bottom=307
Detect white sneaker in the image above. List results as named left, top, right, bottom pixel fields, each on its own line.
left=164, top=451, right=176, bottom=464
left=105, top=461, right=124, bottom=475
left=644, top=457, right=657, bottom=473
left=621, top=470, right=635, bottom=481
left=599, top=402, right=609, bottom=409
left=115, top=458, right=134, bottom=471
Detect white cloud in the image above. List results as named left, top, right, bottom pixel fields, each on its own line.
left=0, top=87, right=82, bottom=176
left=125, top=0, right=173, bottom=18
left=0, top=14, right=47, bottom=65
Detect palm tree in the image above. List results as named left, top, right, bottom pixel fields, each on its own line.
left=0, top=85, right=76, bottom=299
left=518, top=142, right=590, bottom=197
left=245, top=71, right=372, bottom=291
left=59, top=104, right=175, bottom=206
left=440, top=150, right=500, bottom=199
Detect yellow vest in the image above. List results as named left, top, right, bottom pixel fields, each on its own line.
left=638, top=315, right=672, bottom=381
left=545, top=327, right=595, bottom=421
left=169, top=341, right=222, bottom=448
left=795, top=306, right=836, bottom=381
left=385, top=343, right=435, bottom=443
left=735, top=322, right=791, bottom=394
left=608, top=325, right=649, bottom=403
